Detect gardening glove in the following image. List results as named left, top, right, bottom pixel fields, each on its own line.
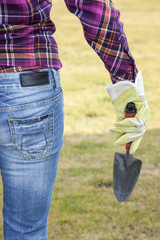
left=106, top=71, right=149, bottom=154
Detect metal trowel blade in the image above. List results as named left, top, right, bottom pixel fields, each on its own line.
left=113, top=151, right=142, bottom=202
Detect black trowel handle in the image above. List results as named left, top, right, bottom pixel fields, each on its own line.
left=125, top=102, right=137, bottom=151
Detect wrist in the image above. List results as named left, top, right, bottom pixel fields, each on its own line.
left=106, top=71, right=146, bottom=102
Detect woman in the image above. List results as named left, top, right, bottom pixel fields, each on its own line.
left=0, top=0, right=149, bottom=239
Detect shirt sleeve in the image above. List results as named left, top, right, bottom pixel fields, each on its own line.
left=64, top=0, right=138, bottom=83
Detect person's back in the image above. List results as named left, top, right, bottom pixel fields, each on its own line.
left=0, top=0, right=61, bottom=72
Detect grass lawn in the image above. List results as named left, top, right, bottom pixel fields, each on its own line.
left=0, top=0, right=160, bottom=239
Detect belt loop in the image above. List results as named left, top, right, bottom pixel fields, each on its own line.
left=52, top=69, right=59, bottom=91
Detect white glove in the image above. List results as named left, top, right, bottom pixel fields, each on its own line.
left=106, top=71, right=149, bottom=154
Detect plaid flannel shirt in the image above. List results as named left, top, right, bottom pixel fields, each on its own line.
left=0, top=0, right=138, bottom=83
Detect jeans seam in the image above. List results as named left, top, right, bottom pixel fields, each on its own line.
left=0, top=83, right=54, bottom=91
left=8, top=115, right=17, bottom=150
left=0, top=91, right=63, bottom=112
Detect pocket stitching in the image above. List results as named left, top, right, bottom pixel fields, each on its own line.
left=9, top=112, right=54, bottom=160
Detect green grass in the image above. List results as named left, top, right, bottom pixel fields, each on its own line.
left=0, top=0, right=160, bottom=239
left=47, top=131, right=160, bottom=240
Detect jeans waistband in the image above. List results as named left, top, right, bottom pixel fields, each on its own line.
left=0, top=68, right=60, bottom=91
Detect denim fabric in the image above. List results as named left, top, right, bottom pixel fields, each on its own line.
left=0, top=68, right=64, bottom=239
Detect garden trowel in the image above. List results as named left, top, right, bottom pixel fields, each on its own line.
left=113, top=102, right=142, bottom=202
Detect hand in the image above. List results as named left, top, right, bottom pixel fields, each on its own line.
left=106, top=72, right=149, bottom=154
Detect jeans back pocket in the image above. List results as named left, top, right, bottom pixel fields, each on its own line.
left=9, top=112, right=54, bottom=160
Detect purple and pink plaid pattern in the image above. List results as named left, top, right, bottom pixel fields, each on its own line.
left=64, top=0, right=138, bottom=82
left=0, top=0, right=62, bottom=73
left=0, top=0, right=138, bottom=82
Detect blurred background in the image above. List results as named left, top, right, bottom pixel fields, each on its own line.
left=54, top=0, right=160, bottom=134
left=0, top=0, right=160, bottom=239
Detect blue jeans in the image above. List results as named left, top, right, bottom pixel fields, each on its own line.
left=0, top=69, right=64, bottom=239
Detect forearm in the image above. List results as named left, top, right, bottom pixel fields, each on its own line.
left=64, top=0, right=138, bottom=83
